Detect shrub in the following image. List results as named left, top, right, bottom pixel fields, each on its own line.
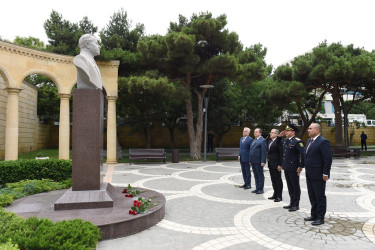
left=0, top=209, right=101, bottom=249
left=0, top=195, right=13, bottom=208
left=0, top=160, right=72, bottom=185
left=0, top=179, right=72, bottom=207
left=0, top=239, right=19, bottom=250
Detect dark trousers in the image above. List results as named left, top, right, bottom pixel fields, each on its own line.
left=251, top=163, right=264, bottom=191
left=240, top=161, right=251, bottom=186
left=284, top=170, right=300, bottom=207
left=361, top=141, right=367, bottom=151
left=208, top=142, right=214, bottom=152
left=268, top=166, right=283, bottom=199
left=306, top=177, right=327, bottom=219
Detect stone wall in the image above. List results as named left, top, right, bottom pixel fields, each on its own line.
left=0, top=76, right=53, bottom=159
left=18, top=81, right=38, bottom=154
left=0, top=76, right=6, bottom=159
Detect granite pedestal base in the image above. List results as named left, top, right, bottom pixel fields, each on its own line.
left=54, top=182, right=114, bottom=210
left=6, top=186, right=166, bottom=240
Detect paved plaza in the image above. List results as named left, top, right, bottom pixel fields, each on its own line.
left=98, top=156, right=375, bottom=250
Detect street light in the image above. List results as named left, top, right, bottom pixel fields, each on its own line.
left=200, top=84, right=214, bottom=162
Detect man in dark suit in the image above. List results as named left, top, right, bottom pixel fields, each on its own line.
left=361, top=131, right=367, bottom=151
left=238, top=127, right=253, bottom=189
left=250, top=128, right=267, bottom=194
left=304, top=123, right=332, bottom=226
left=279, top=124, right=304, bottom=212
left=267, top=129, right=283, bottom=202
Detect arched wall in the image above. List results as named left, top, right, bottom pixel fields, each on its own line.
left=0, top=41, right=119, bottom=162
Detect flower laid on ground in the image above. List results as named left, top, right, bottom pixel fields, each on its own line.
left=122, top=184, right=140, bottom=197
left=128, top=197, right=157, bottom=215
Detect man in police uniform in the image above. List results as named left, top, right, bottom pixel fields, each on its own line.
left=279, top=124, right=304, bottom=212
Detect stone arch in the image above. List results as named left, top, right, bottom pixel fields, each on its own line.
left=20, top=70, right=63, bottom=93
left=0, top=65, right=13, bottom=88
left=0, top=41, right=119, bottom=162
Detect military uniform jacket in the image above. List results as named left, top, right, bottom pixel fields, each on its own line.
left=282, top=136, right=305, bottom=172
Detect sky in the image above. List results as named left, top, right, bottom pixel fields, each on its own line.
left=1, top=0, right=375, bottom=68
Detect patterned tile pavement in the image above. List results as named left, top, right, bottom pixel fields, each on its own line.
left=98, top=156, right=375, bottom=250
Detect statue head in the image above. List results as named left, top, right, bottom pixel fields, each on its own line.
left=78, top=34, right=100, bottom=57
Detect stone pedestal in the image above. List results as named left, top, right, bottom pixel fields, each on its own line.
left=72, top=89, right=104, bottom=191
left=54, top=89, right=113, bottom=210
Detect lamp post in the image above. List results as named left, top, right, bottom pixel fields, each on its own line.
left=200, top=85, right=214, bottom=162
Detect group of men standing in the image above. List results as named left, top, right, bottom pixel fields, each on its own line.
left=238, top=123, right=333, bottom=226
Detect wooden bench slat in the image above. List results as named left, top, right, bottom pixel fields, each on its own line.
left=215, top=148, right=239, bottom=161
left=129, top=148, right=166, bottom=164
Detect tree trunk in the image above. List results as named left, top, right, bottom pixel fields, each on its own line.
left=331, top=89, right=344, bottom=145
left=143, top=126, right=151, bottom=148
left=168, top=127, right=175, bottom=149
left=184, top=72, right=205, bottom=159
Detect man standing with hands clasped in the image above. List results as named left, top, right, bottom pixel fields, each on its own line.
left=238, top=127, right=253, bottom=189
left=304, top=123, right=332, bottom=226
left=279, top=124, right=304, bottom=212
left=250, top=128, right=267, bottom=194
left=267, top=129, right=283, bottom=202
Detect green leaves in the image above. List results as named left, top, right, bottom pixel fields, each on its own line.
left=43, top=10, right=97, bottom=55
left=13, top=36, right=45, bottom=51
left=0, top=159, right=72, bottom=186
left=0, top=209, right=101, bottom=249
left=100, top=8, right=144, bottom=52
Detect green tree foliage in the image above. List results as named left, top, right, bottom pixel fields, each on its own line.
left=291, top=41, right=375, bottom=144
left=98, top=8, right=145, bottom=76
left=44, top=10, right=97, bottom=55
left=138, top=12, right=270, bottom=158
left=263, top=42, right=375, bottom=143
left=350, top=101, right=375, bottom=120
left=207, top=79, right=242, bottom=146
left=100, top=8, right=144, bottom=52
left=117, top=71, right=178, bottom=148
left=13, top=36, right=45, bottom=51
left=25, top=75, right=60, bottom=122
left=260, top=66, right=327, bottom=138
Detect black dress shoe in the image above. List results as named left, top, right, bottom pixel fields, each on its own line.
left=268, top=196, right=276, bottom=200
left=251, top=190, right=258, bottom=193
left=304, top=216, right=316, bottom=221
left=244, top=186, right=251, bottom=189
left=274, top=198, right=282, bottom=202
left=311, top=219, right=324, bottom=225
left=283, top=205, right=292, bottom=209
left=239, top=184, right=246, bottom=188
left=256, top=190, right=264, bottom=194
left=288, top=206, right=299, bottom=212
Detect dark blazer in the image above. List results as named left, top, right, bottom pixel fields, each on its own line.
left=267, top=136, right=283, bottom=169
left=239, top=136, right=253, bottom=162
left=250, top=136, right=267, bottom=164
left=304, top=135, right=332, bottom=181
left=282, top=136, right=304, bottom=172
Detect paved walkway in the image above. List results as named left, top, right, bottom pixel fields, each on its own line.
left=98, top=157, right=375, bottom=250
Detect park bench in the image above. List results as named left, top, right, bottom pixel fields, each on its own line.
left=332, top=146, right=359, bottom=158
left=215, top=148, right=239, bottom=161
left=129, top=148, right=166, bottom=165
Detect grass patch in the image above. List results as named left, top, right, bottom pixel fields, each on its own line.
left=18, top=148, right=72, bottom=160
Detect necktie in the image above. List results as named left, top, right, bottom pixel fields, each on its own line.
left=306, top=139, right=314, bottom=153
left=269, top=139, right=274, bottom=150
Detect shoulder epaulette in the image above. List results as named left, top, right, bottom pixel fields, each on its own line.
left=295, top=137, right=301, bottom=141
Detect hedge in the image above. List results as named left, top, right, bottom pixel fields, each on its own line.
left=0, top=209, right=101, bottom=249
left=0, top=160, right=72, bottom=186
